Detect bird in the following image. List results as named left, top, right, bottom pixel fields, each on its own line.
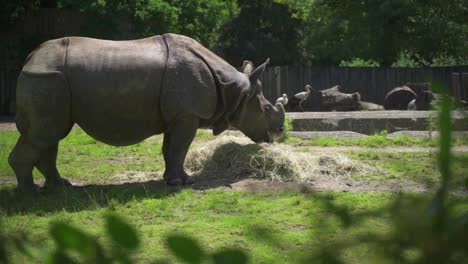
left=275, top=93, right=289, bottom=106
left=293, top=85, right=311, bottom=111
left=241, top=60, right=254, bottom=75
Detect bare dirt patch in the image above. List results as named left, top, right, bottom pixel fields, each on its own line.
left=224, top=178, right=466, bottom=195
left=0, top=122, right=16, bottom=131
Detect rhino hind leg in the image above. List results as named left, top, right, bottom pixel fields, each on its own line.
left=162, top=117, right=199, bottom=185
left=10, top=71, right=73, bottom=191
left=8, top=136, right=41, bottom=192
left=36, top=143, right=72, bottom=188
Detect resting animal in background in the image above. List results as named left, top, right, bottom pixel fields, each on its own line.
left=275, top=93, right=288, bottom=106
left=384, top=86, right=416, bottom=110
left=291, top=84, right=375, bottom=112
left=407, top=90, right=437, bottom=110
left=8, top=34, right=285, bottom=192
left=289, top=85, right=311, bottom=111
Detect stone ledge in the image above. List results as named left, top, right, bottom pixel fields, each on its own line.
left=290, top=131, right=468, bottom=139
left=287, top=111, right=467, bottom=134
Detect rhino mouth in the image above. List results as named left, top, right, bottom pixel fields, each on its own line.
left=266, top=132, right=274, bottom=143
left=251, top=132, right=274, bottom=143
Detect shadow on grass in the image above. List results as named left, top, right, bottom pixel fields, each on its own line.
left=0, top=175, right=255, bottom=216
left=0, top=141, right=270, bottom=216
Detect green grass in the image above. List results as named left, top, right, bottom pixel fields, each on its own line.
left=3, top=186, right=458, bottom=263
left=2, top=187, right=466, bottom=263
left=284, top=133, right=468, bottom=147
left=1, top=128, right=467, bottom=262
left=1, top=128, right=467, bottom=187
left=0, top=129, right=220, bottom=184
left=347, top=151, right=468, bottom=187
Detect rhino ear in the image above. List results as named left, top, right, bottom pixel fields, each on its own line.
left=248, top=59, right=269, bottom=96
left=213, top=121, right=229, bottom=136
left=249, top=58, right=269, bottom=84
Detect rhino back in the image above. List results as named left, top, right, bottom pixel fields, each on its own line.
left=161, top=34, right=249, bottom=125
left=66, top=36, right=167, bottom=145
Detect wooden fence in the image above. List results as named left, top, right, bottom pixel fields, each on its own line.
left=260, top=65, right=468, bottom=104
left=2, top=63, right=468, bottom=115
left=0, top=8, right=86, bottom=116
left=1, top=9, right=468, bottom=115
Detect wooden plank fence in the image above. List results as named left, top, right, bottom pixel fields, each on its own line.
left=2, top=63, right=468, bottom=116
left=261, top=65, right=468, bottom=104
left=1, top=9, right=468, bottom=115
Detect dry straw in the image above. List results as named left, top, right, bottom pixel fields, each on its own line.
left=185, top=135, right=378, bottom=182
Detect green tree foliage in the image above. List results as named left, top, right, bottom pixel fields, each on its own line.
left=294, top=0, right=468, bottom=66
left=0, top=0, right=33, bottom=32
left=169, top=0, right=236, bottom=49
left=218, top=0, right=302, bottom=66
left=34, top=0, right=235, bottom=49
left=3, top=0, right=467, bottom=66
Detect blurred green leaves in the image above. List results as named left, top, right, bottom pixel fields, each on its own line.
left=166, top=235, right=204, bottom=264
left=51, top=222, right=101, bottom=258
left=106, top=215, right=140, bottom=250
left=165, top=234, right=248, bottom=264
left=212, top=249, right=248, bottom=264
left=2, top=215, right=249, bottom=264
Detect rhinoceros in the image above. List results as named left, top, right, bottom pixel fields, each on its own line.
left=9, top=34, right=285, bottom=192
left=407, top=90, right=437, bottom=110
left=384, top=86, right=416, bottom=110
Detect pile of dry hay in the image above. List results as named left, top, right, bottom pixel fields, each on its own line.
left=185, top=135, right=379, bottom=182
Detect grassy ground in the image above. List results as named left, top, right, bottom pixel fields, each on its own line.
left=1, top=128, right=467, bottom=262
left=1, top=128, right=467, bottom=186
left=347, top=151, right=468, bottom=187
left=3, top=185, right=465, bottom=263
left=283, top=132, right=468, bottom=147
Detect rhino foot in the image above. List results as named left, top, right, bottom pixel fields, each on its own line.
left=164, top=171, right=194, bottom=186
left=44, top=177, right=72, bottom=188
left=17, top=183, right=42, bottom=193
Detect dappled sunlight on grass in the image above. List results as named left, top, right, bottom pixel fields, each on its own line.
left=0, top=187, right=405, bottom=263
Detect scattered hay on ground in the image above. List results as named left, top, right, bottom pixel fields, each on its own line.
left=185, top=135, right=379, bottom=183
left=111, top=171, right=161, bottom=183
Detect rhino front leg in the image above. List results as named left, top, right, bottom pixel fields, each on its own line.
left=163, top=117, right=199, bottom=185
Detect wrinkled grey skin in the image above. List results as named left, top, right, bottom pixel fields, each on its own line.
left=9, top=34, right=285, bottom=192
left=405, top=82, right=431, bottom=95
left=384, top=86, right=416, bottom=110
left=297, top=85, right=361, bottom=111
left=408, top=90, right=436, bottom=110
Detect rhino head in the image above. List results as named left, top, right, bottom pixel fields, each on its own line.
left=231, top=59, right=285, bottom=143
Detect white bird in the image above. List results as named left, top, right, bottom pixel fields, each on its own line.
left=241, top=60, right=254, bottom=75
left=293, top=85, right=311, bottom=111
left=275, top=93, right=289, bottom=106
